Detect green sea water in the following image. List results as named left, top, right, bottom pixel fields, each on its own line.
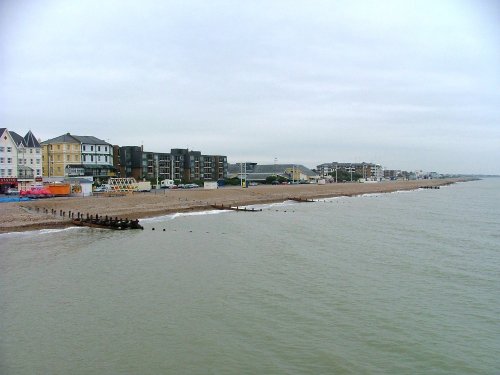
left=1, top=179, right=499, bottom=374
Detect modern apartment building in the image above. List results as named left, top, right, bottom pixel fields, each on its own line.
left=316, top=162, right=383, bottom=181
left=41, top=133, right=115, bottom=179
left=117, top=147, right=227, bottom=183
left=0, top=128, right=42, bottom=192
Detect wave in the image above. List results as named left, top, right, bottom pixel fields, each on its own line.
left=141, top=209, right=233, bottom=223
left=0, top=226, right=83, bottom=238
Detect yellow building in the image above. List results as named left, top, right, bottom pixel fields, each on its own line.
left=41, top=134, right=81, bottom=177
left=41, top=133, right=115, bottom=179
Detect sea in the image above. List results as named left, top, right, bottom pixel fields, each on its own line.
left=1, top=179, right=499, bottom=375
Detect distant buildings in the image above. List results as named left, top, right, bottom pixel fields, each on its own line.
left=228, top=163, right=319, bottom=182
left=40, top=133, right=115, bottom=179
left=116, top=147, right=227, bottom=183
left=316, top=162, right=383, bottom=181
left=0, top=128, right=42, bottom=193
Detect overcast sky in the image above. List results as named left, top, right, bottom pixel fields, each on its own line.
left=1, top=0, right=499, bottom=173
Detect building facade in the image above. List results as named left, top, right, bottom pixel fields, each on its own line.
left=227, top=163, right=319, bottom=182
left=41, top=133, right=115, bottom=180
left=316, top=162, right=383, bottom=181
left=0, top=128, right=42, bottom=192
left=0, top=128, right=19, bottom=192
left=116, top=147, right=228, bottom=183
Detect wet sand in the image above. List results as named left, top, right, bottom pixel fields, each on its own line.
left=0, top=179, right=465, bottom=233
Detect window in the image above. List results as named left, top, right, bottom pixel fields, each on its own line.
left=91, top=155, right=94, bottom=162
left=18, top=158, right=23, bottom=164
left=66, top=155, right=70, bottom=161
left=30, top=149, right=33, bottom=154
left=37, top=159, right=40, bottom=164
left=0, top=157, right=3, bottom=163
left=0, top=147, right=4, bottom=152
left=36, top=149, right=40, bottom=154
left=74, top=155, right=79, bottom=161
left=83, top=145, right=86, bottom=151
left=91, top=146, right=94, bottom=151
left=0, top=169, right=4, bottom=176
left=37, top=169, right=41, bottom=175
left=7, top=147, right=12, bottom=152
left=105, top=156, right=108, bottom=162
left=105, top=146, right=108, bottom=152
left=57, top=145, right=60, bottom=150
left=7, top=169, right=12, bottom=175
left=98, top=146, right=101, bottom=151
left=7, top=158, right=12, bottom=163
left=30, top=159, right=33, bottom=164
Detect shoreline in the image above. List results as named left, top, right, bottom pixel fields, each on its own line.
left=0, top=178, right=473, bottom=234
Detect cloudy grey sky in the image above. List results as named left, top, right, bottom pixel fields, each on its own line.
left=1, top=0, right=499, bottom=173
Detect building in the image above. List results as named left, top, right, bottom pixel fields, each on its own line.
left=0, top=128, right=42, bottom=192
left=41, top=133, right=115, bottom=180
left=316, top=162, right=383, bottom=181
left=116, top=147, right=227, bottom=183
left=227, top=163, right=319, bottom=183
left=0, top=128, right=19, bottom=193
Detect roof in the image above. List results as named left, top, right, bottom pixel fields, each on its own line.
left=40, top=133, right=111, bottom=146
left=228, top=163, right=318, bottom=177
left=40, top=133, right=80, bottom=144
left=71, top=135, right=111, bottom=145
left=9, top=131, right=27, bottom=147
left=24, top=130, right=41, bottom=148
left=63, top=178, right=93, bottom=184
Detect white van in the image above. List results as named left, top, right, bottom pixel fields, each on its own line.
left=160, top=179, right=176, bottom=189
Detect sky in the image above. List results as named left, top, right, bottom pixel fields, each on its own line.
left=1, top=0, right=499, bottom=174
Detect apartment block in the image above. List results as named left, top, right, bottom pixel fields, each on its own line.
left=316, top=162, right=383, bottom=181
left=116, top=147, right=227, bottom=183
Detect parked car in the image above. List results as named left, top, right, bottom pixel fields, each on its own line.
left=6, top=188, right=19, bottom=195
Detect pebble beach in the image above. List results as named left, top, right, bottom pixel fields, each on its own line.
left=0, top=179, right=464, bottom=233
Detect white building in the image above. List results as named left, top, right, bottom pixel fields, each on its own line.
left=0, top=128, right=18, bottom=193
left=0, top=128, right=42, bottom=192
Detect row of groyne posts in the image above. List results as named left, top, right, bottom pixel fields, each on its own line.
left=22, top=205, right=141, bottom=228
left=210, top=197, right=315, bottom=212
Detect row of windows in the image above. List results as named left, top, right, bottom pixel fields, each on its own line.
left=43, top=155, right=110, bottom=162
left=47, top=144, right=110, bottom=153
left=0, top=157, right=13, bottom=163
left=18, top=159, right=41, bottom=165
left=82, top=145, right=109, bottom=152
left=1, top=146, right=42, bottom=154
left=0, top=168, right=42, bottom=176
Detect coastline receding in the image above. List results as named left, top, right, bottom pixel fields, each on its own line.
left=0, top=178, right=470, bottom=234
